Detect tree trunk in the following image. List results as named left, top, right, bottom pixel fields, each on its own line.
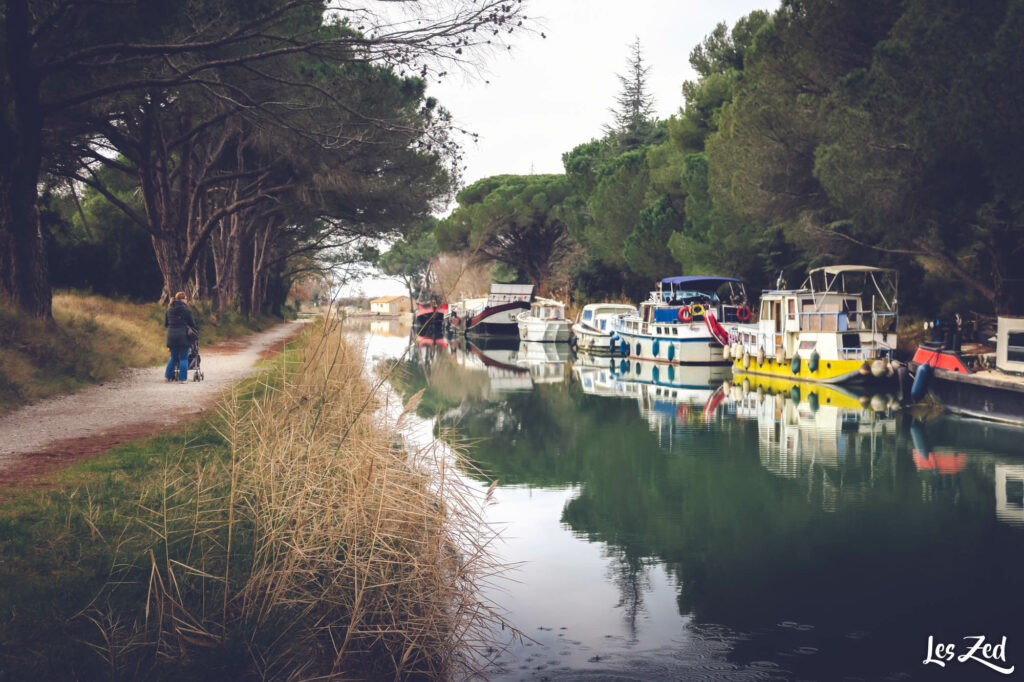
left=0, top=0, right=52, bottom=318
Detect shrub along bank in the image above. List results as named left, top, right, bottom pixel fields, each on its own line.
left=0, top=320, right=508, bottom=680
left=0, top=291, right=287, bottom=414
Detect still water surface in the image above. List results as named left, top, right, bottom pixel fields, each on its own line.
left=362, top=326, right=1024, bottom=681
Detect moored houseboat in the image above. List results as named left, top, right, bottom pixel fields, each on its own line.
left=729, top=266, right=899, bottom=384
left=572, top=303, right=637, bottom=353
left=613, top=276, right=750, bottom=365
left=414, top=293, right=448, bottom=332
left=516, top=298, right=571, bottom=342
left=446, top=283, right=534, bottom=337
left=909, top=311, right=1024, bottom=424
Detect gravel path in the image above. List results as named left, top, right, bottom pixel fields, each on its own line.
left=0, top=320, right=307, bottom=477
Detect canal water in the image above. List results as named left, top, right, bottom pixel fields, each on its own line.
left=361, top=325, right=1024, bottom=681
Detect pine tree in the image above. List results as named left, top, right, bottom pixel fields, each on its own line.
left=606, top=38, right=658, bottom=149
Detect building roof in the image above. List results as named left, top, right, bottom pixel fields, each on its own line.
left=370, top=295, right=411, bottom=304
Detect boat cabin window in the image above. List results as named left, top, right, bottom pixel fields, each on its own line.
left=799, top=340, right=816, bottom=350
left=599, top=320, right=607, bottom=330
left=583, top=310, right=593, bottom=321
left=761, top=301, right=772, bottom=320
left=1009, top=332, right=1024, bottom=363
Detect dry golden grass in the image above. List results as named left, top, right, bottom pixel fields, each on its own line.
left=0, top=292, right=166, bottom=412
left=85, top=318, right=516, bottom=680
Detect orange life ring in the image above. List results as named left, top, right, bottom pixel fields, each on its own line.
left=677, top=306, right=692, bottom=323
left=736, top=305, right=752, bottom=322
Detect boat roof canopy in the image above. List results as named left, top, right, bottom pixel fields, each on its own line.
left=809, top=265, right=897, bottom=275
left=660, top=276, right=744, bottom=289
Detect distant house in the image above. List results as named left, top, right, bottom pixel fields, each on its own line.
left=369, top=295, right=411, bottom=314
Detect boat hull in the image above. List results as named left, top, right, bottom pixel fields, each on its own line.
left=573, top=326, right=617, bottom=353
left=924, top=367, right=1024, bottom=425
left=731, top=355, right=883, bottom=385
left=450, top=301, right=529, bottom=337
left=518, top=319, right=571, bottom=342
left=616, top=329, right=728, bottom=365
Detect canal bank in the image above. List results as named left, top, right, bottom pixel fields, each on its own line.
left=0, top=319, right=510, bottom=680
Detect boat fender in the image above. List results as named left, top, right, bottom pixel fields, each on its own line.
left=870, top=395, right=887, bottom=412
left=736, top=305, right=752, bottom=322
left=620, top=339, right=629, bottom=357
left=651, top=366, right=659, bottom=383
left=620, top=359, right=630, bottom=374
left=756, top=348, right=766, bottom=366
left=690, top=303, right=706, bottom=318
left=870, top=359, right=888, bottom=378
left=678, top=306, right=692, bottom=323
left=668, top=365, right=675, bottom=381
left=635, top=342, right=642, bottom=357
left=791, top=354, right=801, bottom=374
left=635, top=360, right=642, bottom=375
left=742, top=351, right=751, bottom=370
left=859, top=360, right=872, bottom=376
left=897, top=364, right=912, bottom=403
left=790, top=385, right=801, bottom=403
left=808, top=350, right=820, bottom=373
left=776, top=349, right=786, bottom=365
left=652, top=339, right=660, bottom=357
left=808, top=392, right=819, bottom=412
left=722, top=343, right=730, bottom=360
left=910, top=363, right=931, bottom=402
left=667, top=344, right=675, bottom=362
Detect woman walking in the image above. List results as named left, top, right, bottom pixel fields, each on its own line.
left=165, top=292, right=197, bottom=382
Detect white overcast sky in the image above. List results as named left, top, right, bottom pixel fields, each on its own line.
left=354, top=0, right=779, bottom=297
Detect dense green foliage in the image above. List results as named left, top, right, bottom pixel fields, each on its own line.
left=437, top=175, right=575, bottom=289
left=417, top=1, right=1024, bottom=315
left=1, top=0, right=526, bottom=317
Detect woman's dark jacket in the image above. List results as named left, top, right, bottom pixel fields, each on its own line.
left=165, top=300, right=197, bottom=347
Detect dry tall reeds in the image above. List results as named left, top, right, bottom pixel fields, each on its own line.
left=92, top=319, right=514, bottom=680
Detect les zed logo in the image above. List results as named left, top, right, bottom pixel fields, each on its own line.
left=924, top=635, right=1014, bottom=675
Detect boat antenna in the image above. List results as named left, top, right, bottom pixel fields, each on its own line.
left=776, top=270, right=786, bottom=289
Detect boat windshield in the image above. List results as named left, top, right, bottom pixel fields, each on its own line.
left=657, top=277, right=746, bottom=305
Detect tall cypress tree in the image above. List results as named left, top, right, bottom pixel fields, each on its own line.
left=606, top=38, right=658, bottom=149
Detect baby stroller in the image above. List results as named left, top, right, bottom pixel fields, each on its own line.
left=187, top=335, right=204, bottom=382
left=169, top=329, right=205, bottom=382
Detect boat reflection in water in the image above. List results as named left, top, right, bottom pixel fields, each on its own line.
left=731, top=375, right=900, bottom=512
left=605, top=358, right=733, bottom=451
left=516, top=341, right=570, bottom=385
left=912, top=415, right=1024, bottom=527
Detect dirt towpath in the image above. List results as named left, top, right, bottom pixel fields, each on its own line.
left=0, top=320, right=308, bottom=487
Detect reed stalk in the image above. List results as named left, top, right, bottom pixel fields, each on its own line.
left=85, top=318, right=516, bottom=680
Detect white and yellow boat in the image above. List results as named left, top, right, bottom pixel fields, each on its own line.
left=727, top=266, right=900, bottom=384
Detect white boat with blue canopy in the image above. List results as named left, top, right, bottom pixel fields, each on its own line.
left=613, top=276, right=750, bottom=365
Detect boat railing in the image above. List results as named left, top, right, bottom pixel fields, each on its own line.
left=796, top=310, right=897, bottom=333
left=837, top=346, right=893, bottom=361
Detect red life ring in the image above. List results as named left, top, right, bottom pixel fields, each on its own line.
left=677, top=306, right=692, bottom=323
left=736, top=305, right=752, bottom=322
